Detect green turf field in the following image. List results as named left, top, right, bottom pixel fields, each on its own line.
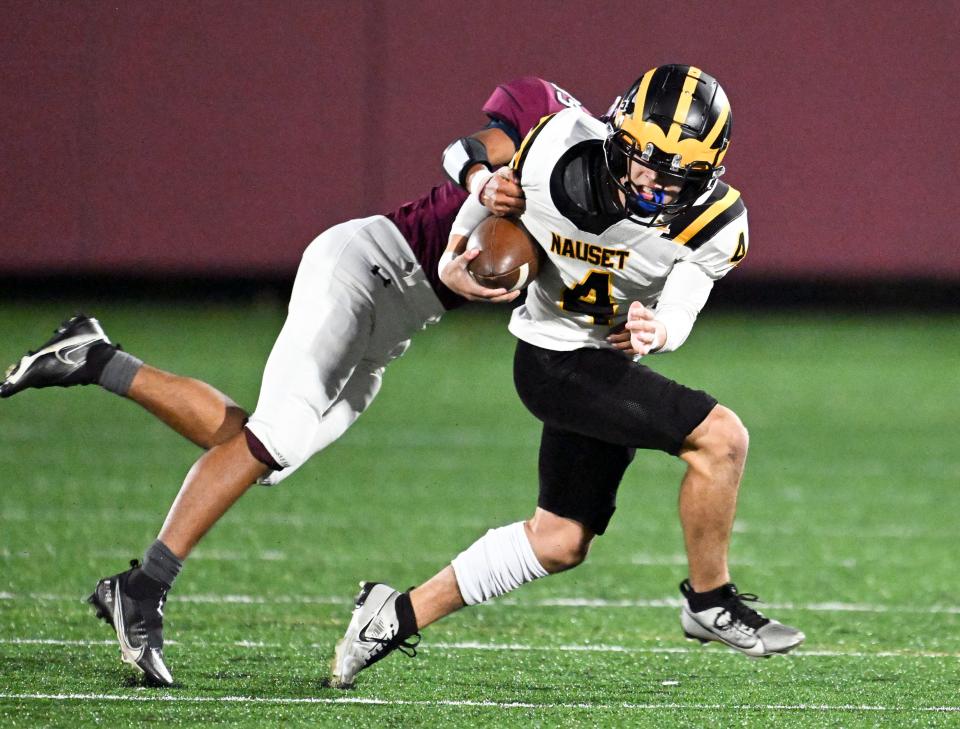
left=1, top=301, right=958, bottom=727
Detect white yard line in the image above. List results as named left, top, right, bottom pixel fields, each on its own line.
left=1, top=637, right=959, bottom=660
left=0, top=692, right=956, bottom=713
left=2, top=590, right=960, bottom=614
left=2, top=509, right=956, bottom=539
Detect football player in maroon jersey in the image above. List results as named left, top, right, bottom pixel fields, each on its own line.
left=1, top=77, right=593, bottom=686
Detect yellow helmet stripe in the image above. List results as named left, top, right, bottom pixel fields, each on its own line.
left=673, top=185, right=741, bottom=245
left=702, top=100, right=730, bottom=150
left=667, top=67, right=702, bottom=144
left=632, top=68, right=657, bottom=121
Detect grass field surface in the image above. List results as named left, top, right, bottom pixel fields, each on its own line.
left=1, top=301, right=958, bottom=727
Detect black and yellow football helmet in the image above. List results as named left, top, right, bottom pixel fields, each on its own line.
left=604, top=64, right=732, bottom=225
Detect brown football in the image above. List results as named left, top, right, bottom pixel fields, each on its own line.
left=466, top=216, right=543, bottom=291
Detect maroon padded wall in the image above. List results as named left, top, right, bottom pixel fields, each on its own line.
left=2, top=1, right=958, bottom=280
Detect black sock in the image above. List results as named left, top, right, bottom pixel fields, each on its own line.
left=84, top=342, right=119, bottom=381
left=685, top=582, right=735, bottom=612
left=127, top=568, right=167, bottom=599
left=395, top=591, right=419, bottom=640
left=139, top=539, right=183, bottom=592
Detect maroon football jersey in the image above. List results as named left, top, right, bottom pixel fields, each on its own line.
left=386, top=77, right=587, bottom=310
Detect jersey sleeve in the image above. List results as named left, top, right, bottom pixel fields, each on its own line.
left=482, top=77, right=587, bottom=139
left=652, top=191, right=749, bottom=351
left=684, top=209, right=749, bottom=281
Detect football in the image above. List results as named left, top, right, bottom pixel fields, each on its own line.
left=466, top=216, right=543, bottom=291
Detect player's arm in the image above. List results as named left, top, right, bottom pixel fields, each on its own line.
left=624, top=212, right=749, bottom=357
left=443, top=127, right=525, bottom=217
left=443, top=75, right=581, bottom=217
left=437, top=194, right=520, bottom=304
left=623, top=264, right=714, bottom=357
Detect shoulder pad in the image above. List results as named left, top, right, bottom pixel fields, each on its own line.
left=662, top=182, right=746, bottom=250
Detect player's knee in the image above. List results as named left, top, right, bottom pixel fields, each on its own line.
left=684, top=405, right=749, bottom=470
left=206, top=405, right=250, bottom=448
left=540, top=541, right=590, bottom=573
left=526, top=512, right=593, bottom=573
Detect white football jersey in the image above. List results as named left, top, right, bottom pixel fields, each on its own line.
left=508, top=108, right=748, bottom=351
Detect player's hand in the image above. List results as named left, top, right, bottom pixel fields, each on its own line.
left=623, top=301, right=663, bottom=358
left=480, top=167, right=525, bottom=217
left=439, top=247, right=521, bottom=303
left=606, top=322, right=639, bottom=356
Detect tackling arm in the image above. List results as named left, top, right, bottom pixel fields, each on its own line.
left=443, top=127, right=519, bottom=191
left=443, top=126, right=525, bottom=217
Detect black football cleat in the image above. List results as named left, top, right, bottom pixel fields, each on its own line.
left=88, top=560, right=174, bottom=687
left=1, top=314, right=113, bottom=398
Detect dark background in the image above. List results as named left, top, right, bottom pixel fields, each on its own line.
left=3, top=1, right=958, bottom=301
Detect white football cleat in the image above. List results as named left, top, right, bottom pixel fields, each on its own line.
left=328, top=582, right=419, bottom=689
left=680, top=579, right=805, bottom=657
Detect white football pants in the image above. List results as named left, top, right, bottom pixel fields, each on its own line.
left=246, top=215, right=444, bottom=484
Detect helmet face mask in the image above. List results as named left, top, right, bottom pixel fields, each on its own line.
left=604, top=65, right=732, bottom=225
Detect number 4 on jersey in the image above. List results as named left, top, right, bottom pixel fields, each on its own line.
left=730, top=231, right=747, bottom=264
left=561, top=270, right=616, bottom=325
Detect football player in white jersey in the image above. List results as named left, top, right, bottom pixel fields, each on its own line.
left=330, top=65, right=804, bottom=689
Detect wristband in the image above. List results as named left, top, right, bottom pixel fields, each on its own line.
left=442, top=137, right=492, bottom=188
left=468, top=168, right=494, bottom=197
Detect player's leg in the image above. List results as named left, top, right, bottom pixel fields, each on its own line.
left=330, top=508, right=588, bottom=689
left=330, top=425, right=626, bottom=688
left=88, top=286, right=374, bottom=686
left=512, top=340, right=804, bottom=656
left=409, top=507, right=595, bottom=628
left=675, top=405, right=804, bottom=655
left=87, top=225, right=374, bottom=687
left=87, top=430, right=265, bottom=687
left=128, top=365, right=249, bottom=448
left=1, top=313, right=248, bottom=448
left=89, top=217, right=445, bottom=686
left=676, top=404, right=748, bottom=592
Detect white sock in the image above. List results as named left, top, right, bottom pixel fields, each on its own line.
left=451, top=521, right=548, bottom=606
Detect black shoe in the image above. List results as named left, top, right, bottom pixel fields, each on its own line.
left=88, top=560, right=173, bottom=687
left=1, top=314, right=114, bottom=398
